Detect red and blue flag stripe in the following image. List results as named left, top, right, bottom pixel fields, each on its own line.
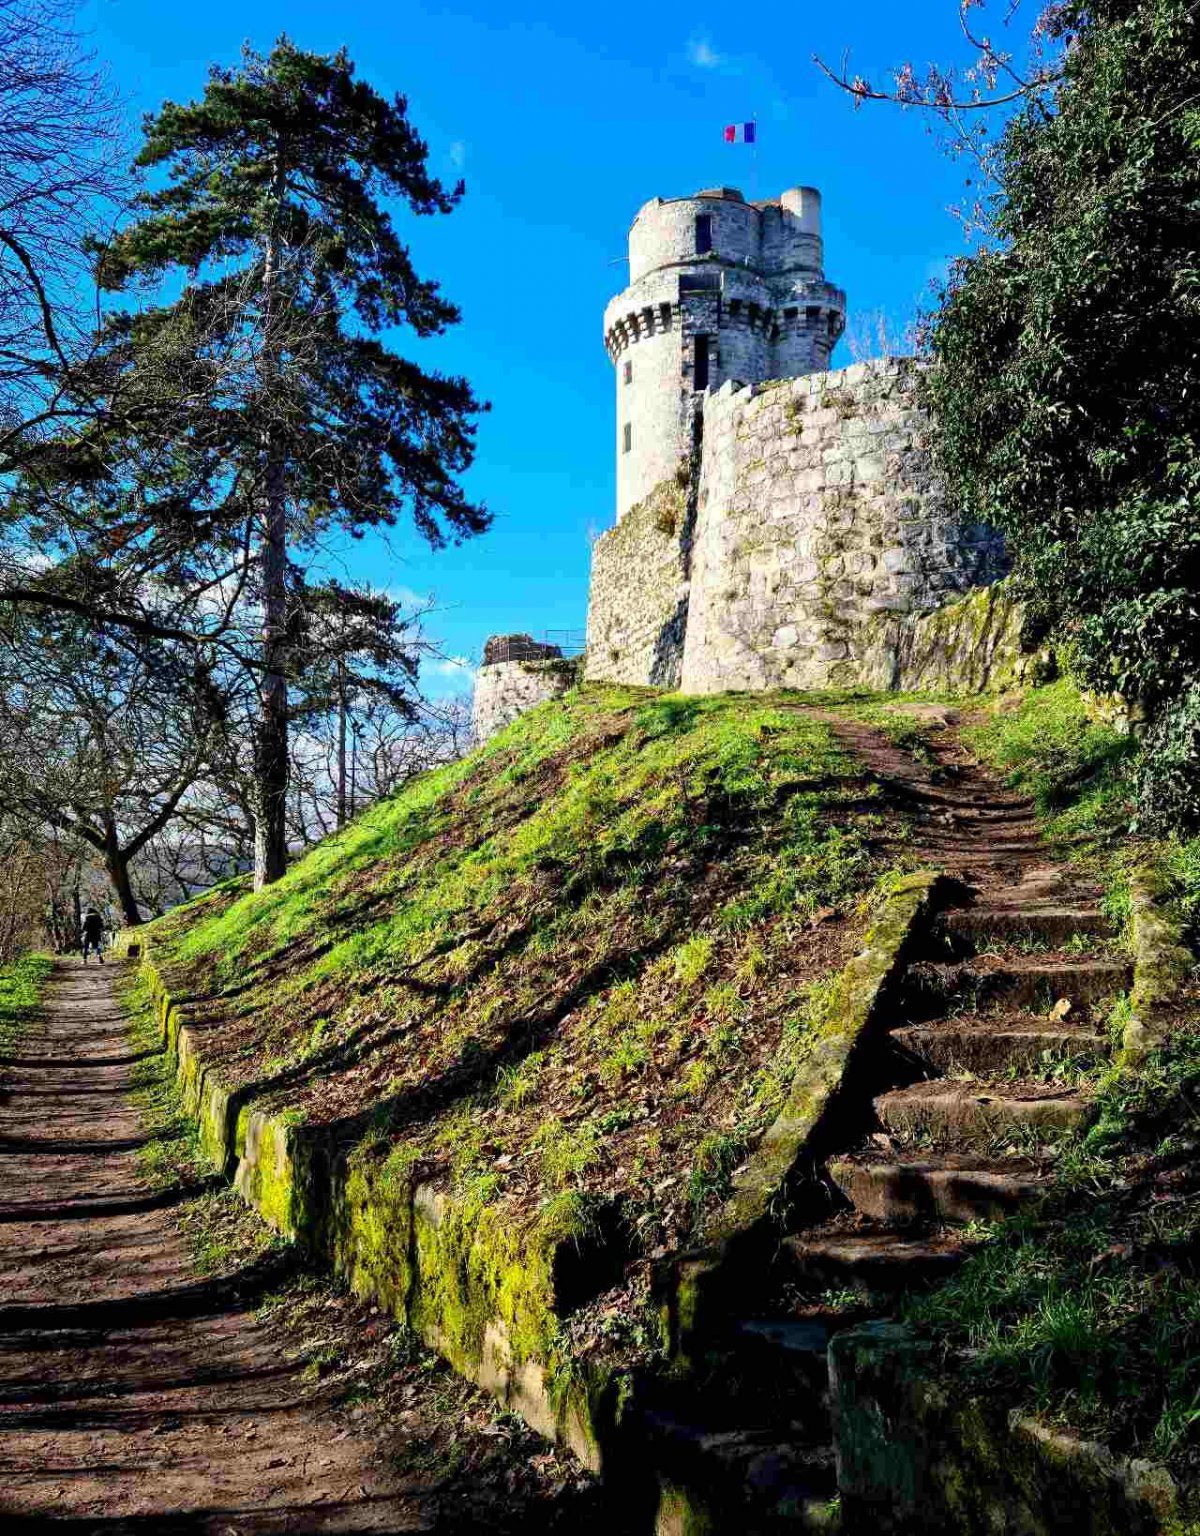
left=723, top=122, right=755, bottom=144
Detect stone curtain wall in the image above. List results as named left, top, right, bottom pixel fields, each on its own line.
left=584, top=478, right=692, bottom=689
left=471, top=658, right=580, bottom=746
left=679, top=358, right=1008, bottom=694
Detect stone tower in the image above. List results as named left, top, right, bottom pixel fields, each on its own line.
left=603, top=185, right=847, bottom=521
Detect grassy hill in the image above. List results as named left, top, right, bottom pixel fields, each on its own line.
left=125, top=678, right=1200, bottom=1509
left=139, top=684, right=940, bottom=1295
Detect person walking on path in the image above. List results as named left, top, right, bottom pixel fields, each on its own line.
left=80, top=908, right=105, bottom=964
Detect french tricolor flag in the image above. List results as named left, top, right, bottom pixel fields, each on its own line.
left=723, top=121, right=755, bottom=144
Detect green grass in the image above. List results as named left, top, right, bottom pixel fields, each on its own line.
left=133, top=683, right=930, bottom=1242
left=0, top=952, right=53, bottom=1054
left=963, top=678, right=1137, bottom=846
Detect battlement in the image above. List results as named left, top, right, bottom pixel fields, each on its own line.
left=605, top=184, right=846, bottom=523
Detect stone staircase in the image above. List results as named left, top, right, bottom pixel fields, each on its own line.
left=779, top=864, right=1126, bottom=1300
left=644, top=732, right=1134, bottom=1533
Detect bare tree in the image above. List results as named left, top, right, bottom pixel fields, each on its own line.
left=843, top=307, right=922, bottom=363
left=814, top=2, right=1072, bottom=238
left=0, top=0, right=125, bottom=469
left=0, top=608, right=216, bottom=925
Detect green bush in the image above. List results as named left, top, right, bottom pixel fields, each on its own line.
left=922, top=0, right=1200, bottom=823
left=1131, top=684, right=1200, bottom=833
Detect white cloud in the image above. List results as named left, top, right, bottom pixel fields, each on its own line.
left=425, top=655, right=477, bottom=690
left=387, top=583, right=434, bottom=609
left=448, top=141, right=467, bottom=169
left=687, top=35, right=722, bottom=69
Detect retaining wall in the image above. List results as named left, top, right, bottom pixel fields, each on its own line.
left=125, top=945, right=622, bottom=1471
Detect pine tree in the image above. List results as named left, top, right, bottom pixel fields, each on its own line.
left=91, top=38, right=489, bottom=887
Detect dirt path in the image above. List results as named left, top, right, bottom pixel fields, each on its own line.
left=0, top=958, right=430, bottom=1533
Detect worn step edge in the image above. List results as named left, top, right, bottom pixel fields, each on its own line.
left=891, top=1024, right=1109, bottom=1073
left=940, top=907, right=1113, bottom=941
left=779, top=1231, right=966, bottom=1294
left=828, top=1157, right=1049, bottom=1225
left=914, top=958, right=1132, bottom=1009
left=875, top=1083, right=1091, bottom=1140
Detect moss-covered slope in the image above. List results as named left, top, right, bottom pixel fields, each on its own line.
left=140, top=684, right=926, bottom=1265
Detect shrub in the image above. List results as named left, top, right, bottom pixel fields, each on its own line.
left=1131, top=685, right=1200, bottom=834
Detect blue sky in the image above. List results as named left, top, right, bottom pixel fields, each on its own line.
left=86, top=0, right=1016, bottom=698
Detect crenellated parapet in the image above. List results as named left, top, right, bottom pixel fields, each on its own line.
left=604, top=184, right=847, bottom=522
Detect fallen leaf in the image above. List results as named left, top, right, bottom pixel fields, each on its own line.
left=1087, top=1242, right=1132, bottom=1270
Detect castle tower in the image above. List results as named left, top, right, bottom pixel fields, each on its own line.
left=603, top=186, right=847, bottom=521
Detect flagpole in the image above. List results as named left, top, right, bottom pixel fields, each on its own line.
left=752, top=113, right=758, bottom=202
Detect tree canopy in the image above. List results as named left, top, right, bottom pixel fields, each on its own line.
left=920, top=0, right=1200, bottom=823
left=24, top=38, right=491, bottom=887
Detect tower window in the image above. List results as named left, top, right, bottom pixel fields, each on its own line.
left=694, top=335, right=710, bottom=391
left=695, top=214, right=713, bottom=254
left=624, top=359, right=632, bottom=385
left=623, top=422, right=632, bottom=454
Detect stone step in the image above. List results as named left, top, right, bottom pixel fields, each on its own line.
left=828, top=1153, right=1051, bottom=1225
left=731, top=1318, right=832, bottom=1417
left=937, top=905, right=1113, bottom=952
left=891, top=1022, right=1109, bottom=1075
left=640, top=1410, right=839, bottom=1533
left=778, top=1230, right=966, bottom=1294
left=874, top=1081, right=1092, bottom=1145
left=909, top=957, right=1131, bottom=1013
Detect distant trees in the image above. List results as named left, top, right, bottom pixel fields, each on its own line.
left=0, top=608, right=217, bottom=924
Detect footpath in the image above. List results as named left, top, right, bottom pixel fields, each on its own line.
left=0, top=959, right=427, bottom=1532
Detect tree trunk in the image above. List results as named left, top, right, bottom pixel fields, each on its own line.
left=336, top=656, right=347, bottom=830
left=104, top=830, right=142, bottom=928
left=253, top=150, right=290, bottom=891
left=253, top=472, right=289, bottom=888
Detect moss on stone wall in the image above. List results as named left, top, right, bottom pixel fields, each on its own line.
left=830, top=1320, right=1192, bottom=1534
left=120, top=941, right=628, bottom=1473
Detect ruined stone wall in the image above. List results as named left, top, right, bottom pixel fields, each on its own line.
left=679, top=358, right=1007, bottom=694
left=584, top=478, right=692, bottom=689
left=471, top=657, right=580, bottom=746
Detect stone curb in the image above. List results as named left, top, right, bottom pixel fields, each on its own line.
left=656, top=869, right=949, bottom=1366
left=828, top=1320, right=1188, bottom=1535
left=116, top=936, right=629, bottom=1475
left=1121, top=862, right=1195, bottom=1070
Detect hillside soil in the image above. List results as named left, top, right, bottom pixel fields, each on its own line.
left=0, top=959, right=634, bottom=1533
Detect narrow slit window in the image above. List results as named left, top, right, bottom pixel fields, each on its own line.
left=694, top=335, right=710, bottom=391
left=624, top=359, right=632, bottom=385
left=623, top=422, right=632, bottom=454
left=695, top=214, right=713, bottom=254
